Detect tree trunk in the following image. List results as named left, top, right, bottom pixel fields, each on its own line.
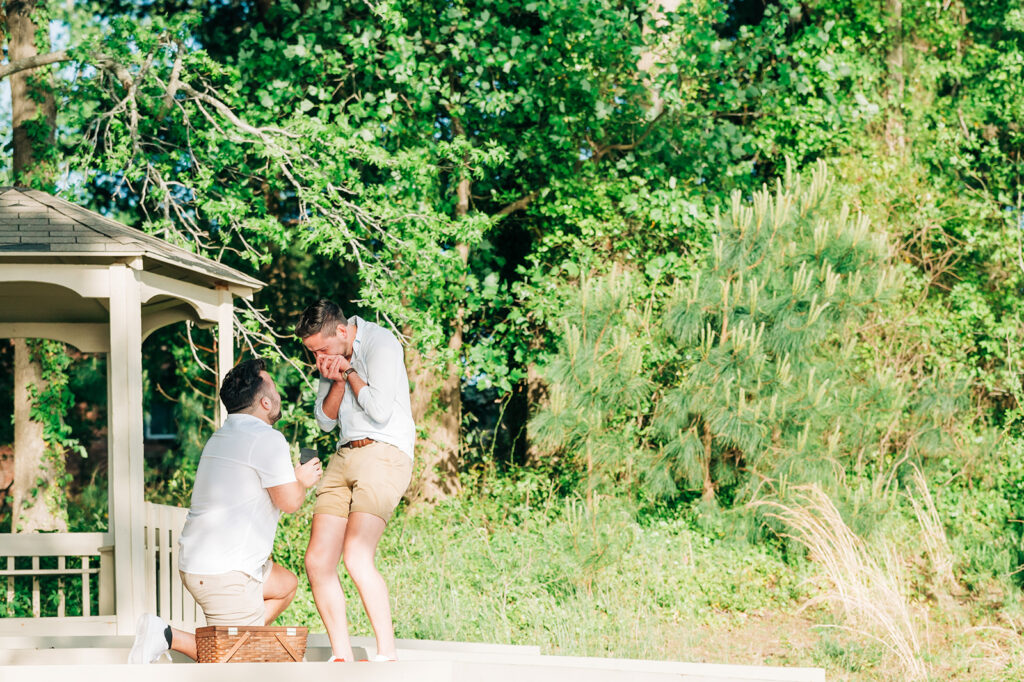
left=12, top=340, right=66, bottom=532
left=638, top=0, right=683, bottom=120
left=403, top=345, right=462, bottom=506
left=404, top=121, right=471, bottom=506
left=7, top=0, right=57, bottom=185
left=7, top=0, right=63, bottom=532
left=507, top=352, right=548, bottom=464
left=701, top=422, right=715, bottom=502
left=885, top=0, right=906, bottom=154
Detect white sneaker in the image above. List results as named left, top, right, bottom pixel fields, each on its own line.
left=128, top=613, right=170, bottom=664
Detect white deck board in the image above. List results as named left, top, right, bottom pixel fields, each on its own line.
left=0, top=633, right=826, bottom=681
left=1, top=660, right=824, bottom=682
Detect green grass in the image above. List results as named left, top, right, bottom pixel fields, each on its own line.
left=273, top=490, right=815, bottom=661
left=269, top=485, right=1024, bottom=680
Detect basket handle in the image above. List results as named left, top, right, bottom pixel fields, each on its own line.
left=219, top=631, right=253, bottom=662
left=275, top=632, right=303, bottom=662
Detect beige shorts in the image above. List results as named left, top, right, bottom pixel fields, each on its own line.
left=180, top=562, right=269, bottom=626
left=314, top=440, right=412, bottom=522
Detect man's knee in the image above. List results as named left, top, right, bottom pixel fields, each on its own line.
left=342, top=548, right=376, bottom=583
left=305, top=544, right=338, bottom=579
left=282, top=568, right=298, bottom=596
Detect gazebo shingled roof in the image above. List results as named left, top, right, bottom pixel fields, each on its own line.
left=0, top=186, right=262, bottom=290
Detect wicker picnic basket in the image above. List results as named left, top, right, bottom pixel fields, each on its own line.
left=195, top=625, right=308, bottom=663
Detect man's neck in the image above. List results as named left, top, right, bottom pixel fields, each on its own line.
left=346, top=321, right=358, bottom=359
left=236, top=410, right=271, bottom=425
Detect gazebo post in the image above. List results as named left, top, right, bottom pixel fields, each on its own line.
left=107, top=262, right=147, bottom=634
left=215, top=287, right=233, bottom=426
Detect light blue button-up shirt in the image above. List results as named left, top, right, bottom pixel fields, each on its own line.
left=313, top=316, right=416, bottom=459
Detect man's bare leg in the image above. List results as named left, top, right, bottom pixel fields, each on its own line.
left=169, top=628, right=197, bottom=660
left=262, top=562, right=299, bottom=624
left=306, top=513, right=354, bottom=661
left=342, top=511, right=396, bottom=660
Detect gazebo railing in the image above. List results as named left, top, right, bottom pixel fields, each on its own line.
left=0, top=531, right=114, bottom=626
left=144, top=502, right=205, bottom=631
left=0, top=504, right=212, bottom=635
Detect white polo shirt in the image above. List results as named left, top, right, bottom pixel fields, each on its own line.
left=178, top=413, right=296, bottom=579
left=314, top=316, right=416, bottom=459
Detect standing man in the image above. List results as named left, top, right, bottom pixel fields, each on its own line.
left=295, top=300, right=415, bottom=663
left=129, top=358, right=322, bottom=664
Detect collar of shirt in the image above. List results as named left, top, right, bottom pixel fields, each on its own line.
left=224, top=413, right=268, bottom=428
left=351, top=315, right=365, bottom=361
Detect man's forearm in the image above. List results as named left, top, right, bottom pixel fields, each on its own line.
left=321, top=380, right=346, bottom=420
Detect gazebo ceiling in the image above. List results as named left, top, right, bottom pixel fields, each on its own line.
left=0, top=187, right=264, bottom=292
left=0, top=281, right=111, bottom=323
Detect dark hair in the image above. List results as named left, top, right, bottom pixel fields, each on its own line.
left=295, top=299, right=347, bottom=339
left=220, top=358, right=269, bottom=414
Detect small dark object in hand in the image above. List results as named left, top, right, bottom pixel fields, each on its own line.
left=299, top=447, right=319, bottom=464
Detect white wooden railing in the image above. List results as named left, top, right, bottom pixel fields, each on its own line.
left=144, top=502, right=205, bottom=631
left=0, top=531, right=113, bottom=623
left=0, top=503, right=204, bottom=635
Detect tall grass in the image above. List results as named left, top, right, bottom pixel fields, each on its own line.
left=907, top=466, right=957, bottom=597
left=757, top=484, right=929, bottom=679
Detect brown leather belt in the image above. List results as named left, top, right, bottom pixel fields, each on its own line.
left=343, top=438, right=375, bottom=449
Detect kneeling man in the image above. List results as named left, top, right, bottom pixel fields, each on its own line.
left=129, top=358, right=322, bottom=663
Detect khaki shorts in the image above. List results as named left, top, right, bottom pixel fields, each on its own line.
left=314, top=440, right=412, bottom=522
left=180, top=562, right=268, bottom=626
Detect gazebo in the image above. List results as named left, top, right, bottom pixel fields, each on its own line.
left=0, top=186, right=264, bottom=636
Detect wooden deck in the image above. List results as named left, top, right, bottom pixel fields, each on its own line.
left=0, top=633, right=827, bottom=681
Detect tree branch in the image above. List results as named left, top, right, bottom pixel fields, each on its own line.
left=161, top=41, right=185, bottom=115
left=0, top=49, right=70, bottom=80
left=589, top=109, right=667, bottom=161
left=496, top=191, right=538, bottom=217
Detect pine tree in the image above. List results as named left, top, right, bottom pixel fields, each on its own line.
left=653, top=161, right=901, bottom=503
left=529, top=270, right=656, bottom=504
left=532, top=161, right=963, bottom=510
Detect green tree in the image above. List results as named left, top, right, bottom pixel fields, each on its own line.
left=654, top=161, right=898, bottom=502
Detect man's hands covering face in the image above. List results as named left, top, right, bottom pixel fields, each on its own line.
left=317, top=354, right=351, bottom=381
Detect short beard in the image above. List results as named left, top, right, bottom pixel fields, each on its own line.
left=268, top=406, right=282, bottom=425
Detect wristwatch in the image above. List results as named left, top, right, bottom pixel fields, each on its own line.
left=342, top=367, right=357, bottom=381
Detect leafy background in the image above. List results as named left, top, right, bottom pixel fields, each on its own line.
left=2, top=0, right=1024, bottom=678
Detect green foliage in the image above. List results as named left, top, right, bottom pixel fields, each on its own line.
left=23, top=340, right=86, bottom=525
left=9, top=1, right=1024, bottom=670
left=655, top=161, right=900, bottom=501
left=530, top=271, right=660, bottom=498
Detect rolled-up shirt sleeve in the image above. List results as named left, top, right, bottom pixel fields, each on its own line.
left=314, top=377, right=338, bottom=432
left=355, top=338, right=401, bottom=424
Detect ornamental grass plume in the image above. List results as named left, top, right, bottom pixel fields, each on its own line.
left=757, top=484, right=928, bottom=680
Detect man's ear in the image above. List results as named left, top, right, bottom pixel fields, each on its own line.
left=337, top=323, right=347, bottom=338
